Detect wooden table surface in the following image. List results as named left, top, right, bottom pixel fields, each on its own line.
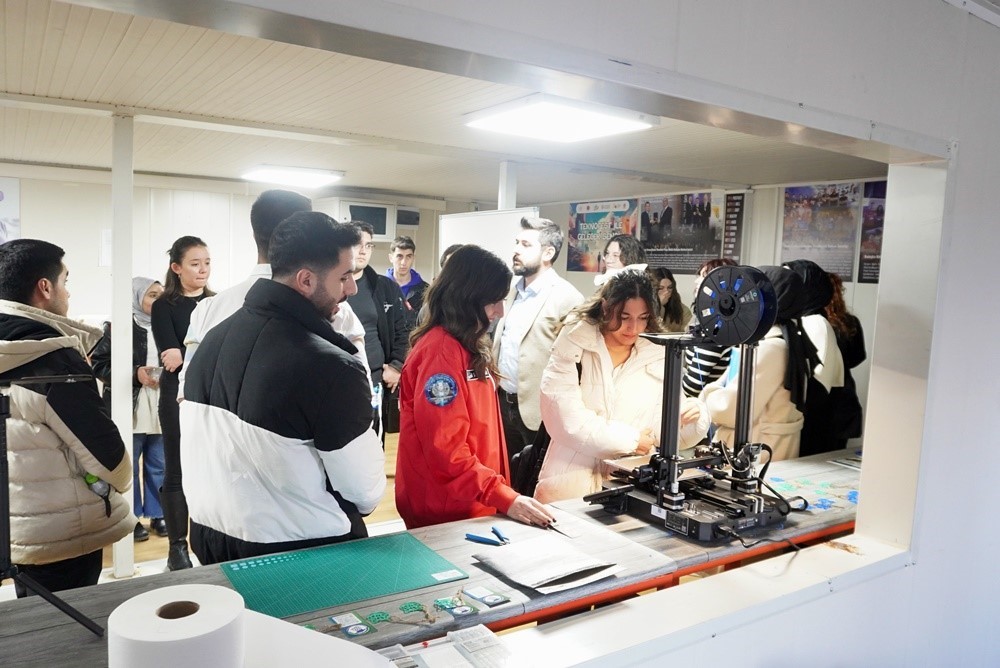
left=0, top=450, right=858, bottom=665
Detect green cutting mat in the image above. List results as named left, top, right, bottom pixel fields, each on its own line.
left=221, top=533, right=467, bottom=618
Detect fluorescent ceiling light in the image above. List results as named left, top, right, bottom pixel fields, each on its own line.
left=465, top=94, right=658, bottom=143
left=242, top=165, right=344, bottom=188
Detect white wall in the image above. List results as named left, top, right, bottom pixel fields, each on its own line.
left=9, top=169, right=444, bottom=318
left=16, top=173, right=253, bottom=319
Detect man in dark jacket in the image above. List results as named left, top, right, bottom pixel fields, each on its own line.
left=0, top=239, right=134, bottom=596
left=386, top=235, right=429, bottom=332
left=347, top=222, right=408, bottom=438
left=180, top=214, right=385, bottom=564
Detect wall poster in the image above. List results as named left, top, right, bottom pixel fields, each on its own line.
left=0, top=177, right=21, bottom=244
left=566, top=198, right=638, bottom=272
left=722, top=193, right=746, bottom=263
left=781, top=182, right=860, bottom=281
left=858, top=180, right=886, bottom=284
left=637, top=191, right=723, bottom=274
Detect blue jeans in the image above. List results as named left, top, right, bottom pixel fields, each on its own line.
left=133, top=433, right=165, bottom=518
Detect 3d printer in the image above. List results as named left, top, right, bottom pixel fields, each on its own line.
left=584, top=265, right=805, bottom=542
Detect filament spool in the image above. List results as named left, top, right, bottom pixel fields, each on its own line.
left=694, top=265, right=776, bottom=347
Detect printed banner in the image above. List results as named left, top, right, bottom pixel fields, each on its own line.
left=0, top=178, right=21, bottom=244
left=637, top=192, right=723, bottom=274
left=858, top=181, right=886, bottom=284
left=566, top=199, right=638, bottom=272
left=781, top=182, right=860, bottom=281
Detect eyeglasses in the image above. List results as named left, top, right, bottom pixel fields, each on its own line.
left=360, top=243, right=375, bottom=250
left=603, top=251, right=621, bottom=260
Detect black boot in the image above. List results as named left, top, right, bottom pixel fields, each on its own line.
left=160, top=489, right=193, bottom=571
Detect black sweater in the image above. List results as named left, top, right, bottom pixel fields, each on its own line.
left=150, top=294, right=206, bottom=369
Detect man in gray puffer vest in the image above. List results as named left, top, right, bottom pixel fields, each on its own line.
left=0, top=239, right=133, bottom=597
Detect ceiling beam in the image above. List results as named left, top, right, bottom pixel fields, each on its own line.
left=64, top=0, right=949, bottom=164
left=2, top=91, right=745, bottom=190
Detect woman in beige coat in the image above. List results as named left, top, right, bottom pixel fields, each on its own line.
left=534, top=270, right=709, bottom=503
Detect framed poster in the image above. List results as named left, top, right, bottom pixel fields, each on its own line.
left=858, top=180, right=886, bottom=284
left=638, top=191, right=722, bottom=274
left=781, top=182, right=860, bottom=280
left=0, top=177, right=21, bottom=244
left=566, top=199, right=637, bottom=272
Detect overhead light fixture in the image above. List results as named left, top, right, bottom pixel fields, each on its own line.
left=241, top=165, right=345, bottom=188
left=465, top=93, right=658, bottom=143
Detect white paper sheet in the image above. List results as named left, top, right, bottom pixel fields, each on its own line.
left=472, top=535, right=620, bottom=594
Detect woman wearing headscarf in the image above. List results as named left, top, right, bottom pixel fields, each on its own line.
left=700, top=266, right=818, bottom=461
left=784, top=259, right=846, bottom=457
left=91, top=277, right=168, bottom=541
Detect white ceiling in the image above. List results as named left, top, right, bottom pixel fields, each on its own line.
left=0, top=0, right=891, bottom=204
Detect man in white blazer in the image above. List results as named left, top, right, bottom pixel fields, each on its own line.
left=493, top=217, right=584, bottom=466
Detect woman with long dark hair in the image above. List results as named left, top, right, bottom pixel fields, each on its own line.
left=150, top=236, right=213, bottom=569
left=650, top=266, right=691, bottom=332
left=784, top=259, right=845, bottom=457
left=824, top=272, right=866, bottom=448
left=534, top=269, right=709, bottom=503
left=395, top=245, right=555, bottom=529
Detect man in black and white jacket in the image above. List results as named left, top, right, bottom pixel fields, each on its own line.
left=180, top=213, right=386, bottom=564
left=0, top=239, right=133, bottom=597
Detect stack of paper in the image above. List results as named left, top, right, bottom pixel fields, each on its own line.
left=472, top=535, right=621, bottom=594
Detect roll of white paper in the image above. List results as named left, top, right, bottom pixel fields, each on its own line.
left=108, top=584, right=245, bottom=668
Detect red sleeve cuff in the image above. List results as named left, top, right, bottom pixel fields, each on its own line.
left=489, top=483, right=520, bottom=515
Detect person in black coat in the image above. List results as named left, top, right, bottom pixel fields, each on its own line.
left=150, top=237, right=213, bottom=570
left=825, top=272, right=867, bottom=448
left=346, top=222, right=408, bottom=440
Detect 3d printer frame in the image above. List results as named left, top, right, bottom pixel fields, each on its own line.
left=584, top=265, right=796, bottom=542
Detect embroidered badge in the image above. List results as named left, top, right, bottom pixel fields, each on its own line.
left=424, top=373, right=458, bottom=407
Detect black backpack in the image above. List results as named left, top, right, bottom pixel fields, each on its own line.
left=509, top=362, right=581, bottom=496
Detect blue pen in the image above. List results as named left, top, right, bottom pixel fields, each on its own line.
left=491, top=526, right=510, bottom=544
left=465, top=532, right=503, bottom=546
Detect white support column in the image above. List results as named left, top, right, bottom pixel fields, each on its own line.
left=498, top=161, right=517, bottom=209
left=110, top=114, right=135, bottom=579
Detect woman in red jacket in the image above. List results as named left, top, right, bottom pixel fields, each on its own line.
left=395, top=245, right=556, bottom=529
